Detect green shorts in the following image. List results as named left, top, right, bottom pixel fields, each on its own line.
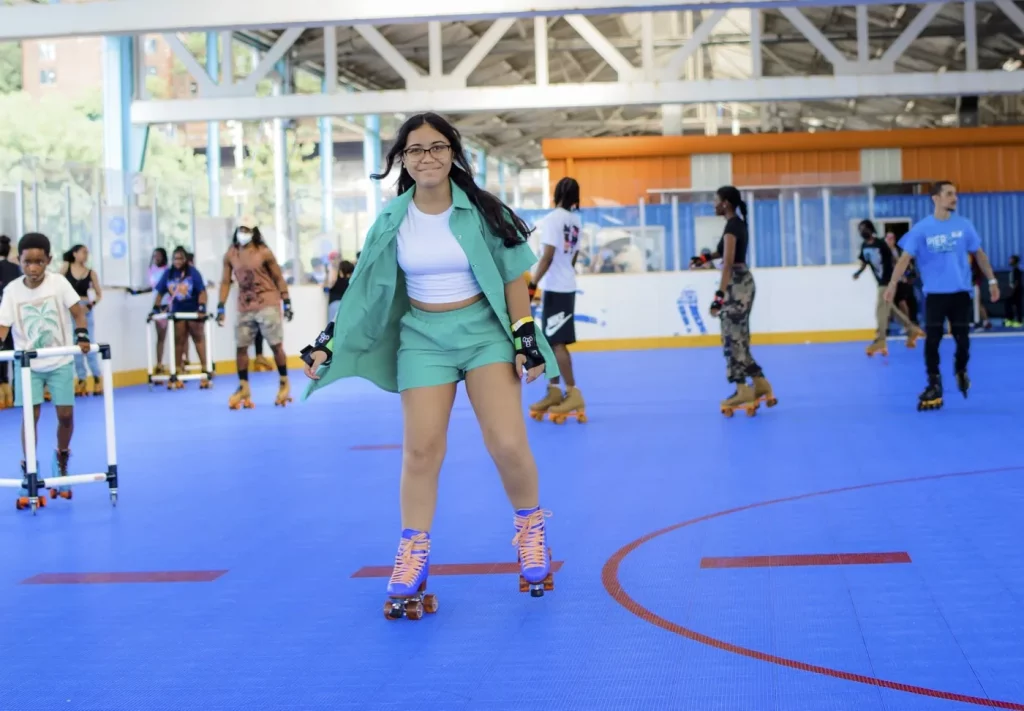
left=14, top=362, right=76, bottom=407
left=397, top=298, right=515, bottom=391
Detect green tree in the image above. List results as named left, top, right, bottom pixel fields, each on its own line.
left=0, top=42, right=22, bottom=94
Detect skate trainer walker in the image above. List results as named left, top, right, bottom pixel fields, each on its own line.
left=0, top=344, right=120, bottom=514
left=147, top=311, right=214, bottom=391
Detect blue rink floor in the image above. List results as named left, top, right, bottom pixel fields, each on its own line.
left=1, top=335, right=1024, bottom=711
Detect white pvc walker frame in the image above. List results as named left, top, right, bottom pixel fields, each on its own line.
left=0, top=344, right=119, bottom=514
left=146, top=311, right=215, bottom=389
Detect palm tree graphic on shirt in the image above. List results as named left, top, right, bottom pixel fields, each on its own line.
left=21, top=299, right=64, bottom=350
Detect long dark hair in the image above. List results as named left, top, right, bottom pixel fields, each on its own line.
left=0, top=234, right=10, bottom=259
left=150, top=247, right=168, bottom=268
left=716, top=186, right=748, bottom=221
left=554, top=177, right=580, bottom=211
left=63, top=244, right=87, bottom=264
left=371, top=112, right=530, bottom=248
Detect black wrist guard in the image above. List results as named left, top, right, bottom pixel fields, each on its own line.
left=300, top=322, right=335, bottom=368
left=197, top=304, right=207, bottom=314
left=711, top=290, right=725, bottom=313
left=75, top=327, right=90, bottom=344
left=512, top=318, right=544, bottom=370
left=282, top=298, right=294, bottom=322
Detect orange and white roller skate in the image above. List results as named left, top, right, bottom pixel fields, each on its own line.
left=274, top=376, right=293, bottom=407
left=74, top=379, right=89, bottom=397
left=545, top=386, right=586, bottom=424
left=228, top=380, right=255, bottom=410
left=905, top=326, right=925, bottom=349
left=15, top=461, right=47, bottom=512
left=866, top=338, right=888, bottom=357
left=752, top=375, right=778, bottom=409
left=529, top=384, right=563, bottom=421
left=253, top=355, right=274, bottom=372
left=721, top=382, right=759, bottom=417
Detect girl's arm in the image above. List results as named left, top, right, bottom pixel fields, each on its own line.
left=718, top=234, right=737, bottom=293
left=504, top=276, right=533, bottom=325
left=91, top=270, right=103, bottom=304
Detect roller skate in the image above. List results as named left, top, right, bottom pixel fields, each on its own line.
left=721, top=382, right=759, bottom=417
left=274, top=376, right=293, bottom=407
left=43, top=386, right=51, bottom=402
left=15, top=461, right=46, bottom=511
left=529, top=384, right=563, bottom=421
left=546, top=386, right=586, bottom=424
left=0, top=382, right=12, bottom=410
left=228, top=381, right=255, bottom=410
left=74, top=379, right=89, bottom=397
left=917, top=374, right=943, bottom=411
left=956, top=370, right=970, bottom=398
left=92, top=376, right=103, bottom=397
left=752, top=375, right=778, bottom=409
left=866, top=338, right=888, bottom=357
left=253, top=355, right=274, bottom=372
left=513, top=507, right=554, bottom=597
left=905, top=326, right=925, bottom=348
left=198, top=375, right=213, bottom=390
left=48, top=449, right=72, bottom=500
left=383, top=529, right=437, bottom=621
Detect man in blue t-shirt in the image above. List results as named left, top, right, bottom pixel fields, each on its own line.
left=885, top=180, right=999, bottom=409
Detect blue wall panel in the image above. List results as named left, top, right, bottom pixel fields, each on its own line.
left=516, top=191, right=1024, bottom=271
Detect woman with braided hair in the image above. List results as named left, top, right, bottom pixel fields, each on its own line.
left=690, top=185, right=777, bottom=417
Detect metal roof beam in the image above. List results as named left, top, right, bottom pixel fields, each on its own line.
left=0, top=0, right=950, bottom=41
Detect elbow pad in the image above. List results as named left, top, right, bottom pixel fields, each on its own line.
left=300, top=322, right=335, bottom=368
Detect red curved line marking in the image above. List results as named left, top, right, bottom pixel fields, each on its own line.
left=601, top=465, right=1024, bottom=710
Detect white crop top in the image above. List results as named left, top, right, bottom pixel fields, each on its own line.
left=397, top=201, right=483, bottom=303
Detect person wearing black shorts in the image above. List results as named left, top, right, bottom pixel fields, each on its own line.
left=528, top=177, right=585, bottom=422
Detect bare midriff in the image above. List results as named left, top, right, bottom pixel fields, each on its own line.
left=409, top=292, right=484, bottom=313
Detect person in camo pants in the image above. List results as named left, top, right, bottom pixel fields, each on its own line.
left=691, top=185, right=777, bottom=417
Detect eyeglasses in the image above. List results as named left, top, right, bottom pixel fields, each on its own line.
left=402, top=144, right=451, bottom=161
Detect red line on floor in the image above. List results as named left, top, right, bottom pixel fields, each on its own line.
left=602, top=465, right=1024, bottom=710
left=21, top=571, right=228, bottom=585
left=349, top=444, right=401, bottom=451
left=351, top=561, right=564, bottom=578
left=700, top=552, right=911, bottom=569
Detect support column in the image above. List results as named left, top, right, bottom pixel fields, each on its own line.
left=363, top=114, right=382, bottom=232
left=319, top=80, right=334, bottom=233
left=101, top=36, right=148, bottom=204
left=497, top=161, right=507, bottom=202
left=272, top=59, right=291, bottom=261
left=475, top=149, right=487, bottom=188
left=206, top=33, right=221, bottom=217
left=512, top=168, right=523, bottom=209
left=661, top=104, right=683, bottom=135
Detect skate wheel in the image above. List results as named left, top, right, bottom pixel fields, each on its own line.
left=518, top=575, right=530, bottom=593
left=422, top=593, right=439, bottom=614
left=576, top=412, right=588, bottom=424
left=529, top=411, right=544, bottom=421
left=721, top=408, right=734, bottom=418
left=49, top=488, right=57, bottom=500
left=765, top=397, right=778, bottom=407
left=543, top=573, right=555, bottom=592
left=383, top=601, right=403, bottom=620
left=63, top=489, right=72, bottom=500
left=744, top=406, right=757, bottom=417
left=551, top=415, right=567, bottom=425
left=405, top=600, right=424, bottom=620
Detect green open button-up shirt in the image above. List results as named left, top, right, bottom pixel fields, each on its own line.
left=304, top=180, right=559, bottom=398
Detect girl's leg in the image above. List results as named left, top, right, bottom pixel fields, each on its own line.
left=154, top=320, right=168, bottom=370
left=464, top=362, right=552, bottom=590
left=399, top=383, right=458, bottom=531
left=188, top=322, right=207, bottom=372
left=84, top=308, right=102, bottom=391
left=174, top=321, right=189, bottom=373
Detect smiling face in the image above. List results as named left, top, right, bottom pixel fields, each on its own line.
left=401, top=123, right=453, bottom=190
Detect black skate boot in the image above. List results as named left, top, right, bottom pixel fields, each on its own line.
left=956, top=370, right=970, bottom=398
left=917, top=374, right=943, bottom=411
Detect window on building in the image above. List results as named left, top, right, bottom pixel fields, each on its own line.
left=39, top=70, right=57, bottom=85
left=38, top=42, right=56, bottom=62
left=146, top=65, right=159, bottom=76
left=144, top=37, right=158, bottom=55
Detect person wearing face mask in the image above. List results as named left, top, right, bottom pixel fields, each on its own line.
left=300, top=112, right=559, bottom=619
left=215, top=218, right=294, bottom=409
left=853, top=220, right=924, bottom=356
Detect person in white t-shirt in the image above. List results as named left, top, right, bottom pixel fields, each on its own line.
left=528, top=177, right=586, bottom=422
left=0, top=233, right=92, bottom=509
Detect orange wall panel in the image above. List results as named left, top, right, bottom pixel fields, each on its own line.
left=554, top=155, right=690, bottom=207
left=732, top=150, right=860, bottom=186
left=902, top=145, right=1024, bottom=192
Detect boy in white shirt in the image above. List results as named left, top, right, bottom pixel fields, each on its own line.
left=529, top=177, right=586, bottom=422
left=0, top=233, right=91, bottom=509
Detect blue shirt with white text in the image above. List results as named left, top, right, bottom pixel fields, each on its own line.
left=897, top=214, right=980, bottom=294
